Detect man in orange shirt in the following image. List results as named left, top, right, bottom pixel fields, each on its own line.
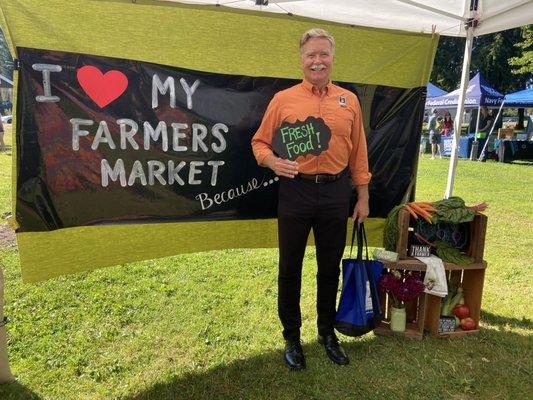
left=252, top=28, right=372, bottom=370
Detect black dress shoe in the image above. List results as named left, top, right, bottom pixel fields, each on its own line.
left=318, top=334, right=349, bottom=365
left=284, top=339, right=306, bottom=371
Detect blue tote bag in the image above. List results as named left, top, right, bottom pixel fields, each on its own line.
left=334, top=223, right=384, bottom=337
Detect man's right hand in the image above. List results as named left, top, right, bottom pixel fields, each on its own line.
left=263, top=154, right=299, bottom=178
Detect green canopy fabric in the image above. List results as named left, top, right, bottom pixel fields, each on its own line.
left=1, top=0, right=438, bottom=282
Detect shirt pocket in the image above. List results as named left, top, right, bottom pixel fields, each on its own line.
left=331, top=108, right=353, bottom=137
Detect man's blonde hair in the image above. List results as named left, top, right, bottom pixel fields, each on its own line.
left=300, top=28, right=335, bottom=55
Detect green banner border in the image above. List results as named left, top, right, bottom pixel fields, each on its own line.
left=0, top=0, right=438, bottom=88
left=0, top=0, right=431, bottom=282
left=17, top=218, right=384, bottom=283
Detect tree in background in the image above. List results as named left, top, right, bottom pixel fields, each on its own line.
left=431, top=26, right=532, bottom=129
left=431, top=26, right=532, bottom=93
left=430, top=36, right=464, bottom=92
left=508, top=25, right=533, bottom=128
left=508, top=25, right=533, bottom=76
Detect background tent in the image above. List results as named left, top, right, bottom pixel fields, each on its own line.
left=427, top=82, right=447, bottom=98
left=478, top=87, right=533, bottom=159
left=425, top=72, right=504, bottom=109
left=504, top=88, right=533, bottom=108
left=176, top=1, right=533, bottom=37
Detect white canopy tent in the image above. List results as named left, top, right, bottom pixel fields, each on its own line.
left=174, top=1, right=533, bottom=37
left=171, top=0, right=533, bottom=197
left=0, top=0, right=532, bottom=382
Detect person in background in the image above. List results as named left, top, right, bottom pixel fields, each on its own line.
left=428, top=109, right=439, bottom=157
left=428, top=109, right=438, bottom=134
left=252, top=28, right=371, bottom=371
left=477, top=106, right=493, bottom=139
left=443, top=111, right=454, bottom=136
left=430, top=117, right=443, bottom=159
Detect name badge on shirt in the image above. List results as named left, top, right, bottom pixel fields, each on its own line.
left=339, top=96, right=347, bottom=107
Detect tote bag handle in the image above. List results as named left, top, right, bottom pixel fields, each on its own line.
left=349, top=221, right=369, bottom=261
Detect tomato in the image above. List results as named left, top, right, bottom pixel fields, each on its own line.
left=460, top=317, right=476, bottom=331
left=453, top=304, right=470, bottom=319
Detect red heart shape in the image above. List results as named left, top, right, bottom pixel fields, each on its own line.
left=77, top=66, right=128, bottom=108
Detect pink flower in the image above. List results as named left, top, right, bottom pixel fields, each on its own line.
left=379, top=273, right=400, bottom=294
left=378, top=271, right=425, bottom=308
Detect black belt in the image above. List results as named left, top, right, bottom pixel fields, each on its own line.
left=298, top=170, right=345, bottom=184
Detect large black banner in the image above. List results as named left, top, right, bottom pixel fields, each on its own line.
left=16, top=48, right=425, bottom=232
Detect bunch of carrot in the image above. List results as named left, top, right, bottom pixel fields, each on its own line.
left=404, top=201, right=435, bottom=223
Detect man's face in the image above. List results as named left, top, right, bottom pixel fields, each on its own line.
left=301, top=37, right=334, bottom=87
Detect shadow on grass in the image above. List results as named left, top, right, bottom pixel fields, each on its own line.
left=0, top=380, right=42, bottom=400
left=124, top=341, right=373, bottom=400
left=121, top=327, right=533, bottom=400
left=480, top=310, right=532, bottom=330
left=0, top=328, right=531, bottom=400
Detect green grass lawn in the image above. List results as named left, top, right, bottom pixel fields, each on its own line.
left=0, top=125, right=532, bottom=399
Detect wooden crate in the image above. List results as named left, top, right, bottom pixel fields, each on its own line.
left=379, top=211, right=488, bottom=339
left=497, top=128, right=516, bottom=140
left=375, top=259, right=487, bottom=339
left=395, top=208, right=488, bottom=263
left=373, top=262, right=428, bottom=340
left=425, top=264, right=486, bottom=338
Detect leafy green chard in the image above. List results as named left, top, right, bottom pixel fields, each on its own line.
left=383, top=205, right=404, bottom=251
left=435, top=241, right=475, bottom=265
left=432, top=197, right=476, bottom=224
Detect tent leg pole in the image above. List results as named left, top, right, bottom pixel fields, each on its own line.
left=470, top=105, right=482, bottom=160
left=0, top=266, right=14, bottom=384
left=474, top=105, right=481, bottom=138
left=478, top=101, right=505, bottom=161
left=445, top=25, right=474, bottom=199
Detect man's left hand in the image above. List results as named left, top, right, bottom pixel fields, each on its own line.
left=352, top=199, right=369, bottom=223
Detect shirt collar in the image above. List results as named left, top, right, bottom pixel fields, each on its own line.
left=301, top=79, right=333, bottom=97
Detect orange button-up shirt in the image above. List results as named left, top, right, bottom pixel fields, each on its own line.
left=252, top=80, right=372, bottom=186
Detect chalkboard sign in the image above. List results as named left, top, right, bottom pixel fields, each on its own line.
left=271, top=116, right=331, bottom=161
left=410, top=244, right=431, bottom=257
left=438, top=316, right=456, bottom=333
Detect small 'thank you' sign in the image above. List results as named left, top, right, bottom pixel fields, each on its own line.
left=271, top=116, right=331, bottom=161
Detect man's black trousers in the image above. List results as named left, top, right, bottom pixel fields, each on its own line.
left=277, top=173, right=351, bottom=341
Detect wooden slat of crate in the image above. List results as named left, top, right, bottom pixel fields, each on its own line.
left=382, top=259, right=487, bottom=272
left=467, top=214, right=488, bottom=263
left=462, top=268, right=485, bottom=329
left=406, top=297, right=418, bottom=322
left=434, top=329, right=479, bottom=339
left=425, top=295, right=441, bottom=335
left=396, top=208, right=410, bottom=259
left=374, top=322, right=424, bottom=340
left=416, top=293, right=427, bottom=332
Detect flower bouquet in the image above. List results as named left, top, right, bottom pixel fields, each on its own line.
left=378, top=270, right=426, bottom=332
